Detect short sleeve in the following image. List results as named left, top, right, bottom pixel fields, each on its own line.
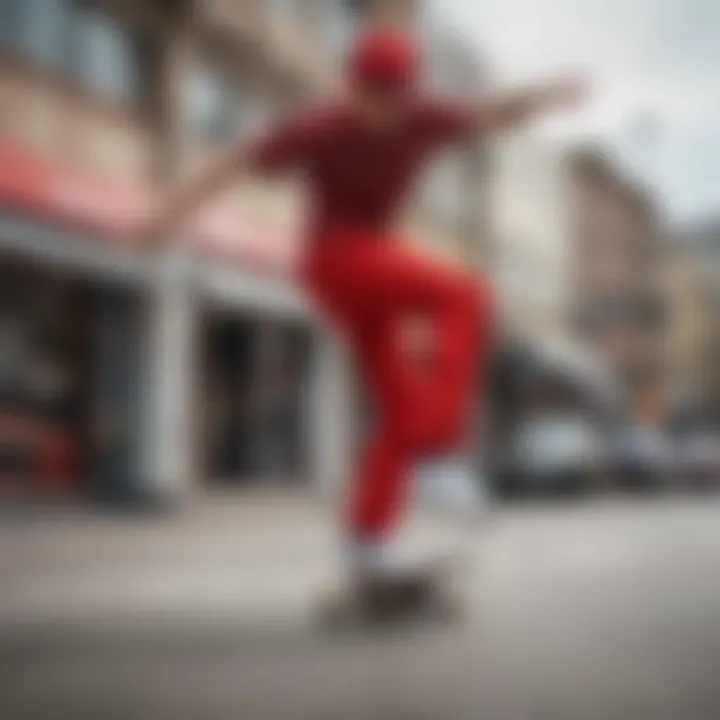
left=246, top=108, right=326, bottom=174
left=417, top=96, right=479, bottom=146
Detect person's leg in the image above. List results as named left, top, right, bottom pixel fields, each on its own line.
left=341, top=240, right=493, bottom=451
left=346, top=315, right=418, bottom=544
left=306, top=235, right=494, bottom=573
left=346, top=243, right=495, bottom=534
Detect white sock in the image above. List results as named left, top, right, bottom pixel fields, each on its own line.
left=414, top=454, right=485, bottom=516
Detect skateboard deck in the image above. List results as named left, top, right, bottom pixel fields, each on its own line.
left=317, top=556, right=467, bottom=630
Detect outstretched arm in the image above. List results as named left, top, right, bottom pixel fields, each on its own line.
left=141, top=146, right=248, bottom=244
left=139, top=108, right=322, bottom=245
left=425, top=77, right=588, bottom=142
left=472, top=77, right=588, bottom=133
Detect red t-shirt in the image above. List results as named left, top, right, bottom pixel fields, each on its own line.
left=246, top=96, right=478, bottom=241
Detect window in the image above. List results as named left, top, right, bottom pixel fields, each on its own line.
left=74, top=6, right=150, bottom=107
left=0, top=0, right=156, bottom=110
left=323, top=0, right=366, bottom=55
left=0, top=0, right=18, bottom=47
left=188, top=65, right=239, bottom=143
left=186, top=61, right=274, bottom=145
left=0, top=0, right=73, bottom=69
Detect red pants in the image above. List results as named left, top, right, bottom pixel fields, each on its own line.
left=304, top=230, right=493, bottom=538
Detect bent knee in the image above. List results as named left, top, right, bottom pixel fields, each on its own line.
left=453, top=272, right=494, bottom=320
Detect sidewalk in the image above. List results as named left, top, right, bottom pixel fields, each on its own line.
left=3, top=494, right=720, bottom=719
left=0, top=491, right=479, bottom=628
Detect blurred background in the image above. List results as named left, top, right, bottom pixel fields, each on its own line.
left=0, top=0, right=718, bottom=505
left=1, top=2, right=720, bottom=718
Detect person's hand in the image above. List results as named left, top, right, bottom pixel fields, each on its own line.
left=122, top=199, right=173, bottom=249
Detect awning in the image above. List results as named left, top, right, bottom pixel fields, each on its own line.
left=0, top=141, right=298, bottom=275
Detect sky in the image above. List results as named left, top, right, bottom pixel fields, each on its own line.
left=440, top=0, right=720, bottom=222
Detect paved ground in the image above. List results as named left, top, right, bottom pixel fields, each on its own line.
left=2, top=493, right=720, bottom=719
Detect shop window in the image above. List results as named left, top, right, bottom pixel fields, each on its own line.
left=202, top=317, right=312, bottom=484
left=0, top=272, right=79, bottom=423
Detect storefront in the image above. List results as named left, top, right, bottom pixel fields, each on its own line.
left=0, top=223, right=149, bottom=501
left=0, top=141, right=353, bottom=504
left=0, top=134, right=148, bottom=503
left=200, top=311, right=313, bottom=486
left=0, top=261, right=89, bottom=497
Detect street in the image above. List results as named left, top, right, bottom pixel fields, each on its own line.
left=2, top=494, right=720, bottom=719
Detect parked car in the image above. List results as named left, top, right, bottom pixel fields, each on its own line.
left=498, top=414, right=606, bottom=496
left=672, top=431, right=720, bottom=489
left=486, top=337, right=622, bottom=498
left=608, top=425, right=673, bottom=490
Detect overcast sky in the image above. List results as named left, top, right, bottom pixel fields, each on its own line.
left=440, top=0, right=720, bottom=222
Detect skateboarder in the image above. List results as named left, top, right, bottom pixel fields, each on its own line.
left=141, top=27, right=586, bottom=588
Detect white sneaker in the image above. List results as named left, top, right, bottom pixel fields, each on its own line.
left=414, top=455, right=486, bottom=516
left=344, top=536, right=435, bottom=578
left=343, top=458, right=487, bottom=578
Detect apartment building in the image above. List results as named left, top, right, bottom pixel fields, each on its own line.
left=567, top=147, right=668, bottom=424
left=666, top=218, right=720, bottom=425
left=0, top=0, right=488, bottom=503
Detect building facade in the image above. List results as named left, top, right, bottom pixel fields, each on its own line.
left=0, top=0, right=488, bottom=503
left=567, top=147, right=668, bottom=424
left=492, top=133, right=572, bottom=343
left=0, top=0, right=340, bottom=503
left=666, top=218, right=720, bottom=425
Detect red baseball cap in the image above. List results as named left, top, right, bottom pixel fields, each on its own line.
left=348, top=26, right=421, bottom=94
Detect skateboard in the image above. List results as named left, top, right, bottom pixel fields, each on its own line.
left=316, top=556, right=467, bottom=630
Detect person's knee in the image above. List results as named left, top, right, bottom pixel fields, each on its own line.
left=453, top=272, right=493, bottom=321
left=388, top=405, right=458, bottom=453
left=474, top=275, right=495, bottom=324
